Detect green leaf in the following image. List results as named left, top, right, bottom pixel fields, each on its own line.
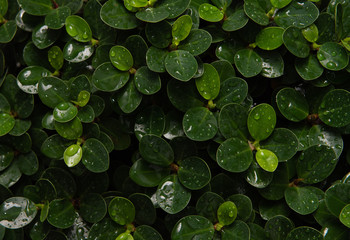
left=234, top=49, right=262, bottom=78
left=221, top=221, right=250, bottom=240
left=134, top=105, right=165, bottom=140
left=256, top=27, right=284, bottom=51
left=178, top=156, right=211, bottom=190
left=247, top=103, right=276, bottom=141
left=41, top=134, right=73, bottom=159
left=217, top=201, right=237, bottom=226
left=108, top=197, right=135, bottom=225
left=339, top=204, right=350, bottom=228
left=244, top=0, right=269, bottom=26
left=45, top=6, right=71, bottom=29
left=172, top=15, right=192, bottom=45
left=164, top=50, right=198, bottom=82
left=0, top=21, right=17, bottom=43
left=47, top=199, right=77, bottom=229
left=286, top=227, right=324, bottom=240
left=325, top=183, right=350, bottom=217
left=134, top=226, right=163, bottom=240
left=48, top=46, right=64, bottom=70
left=295, top=54, right=324, bottom=80
left=217, top=137, right=253, bottom=172
left=222, top=8, right=249, bottom=32
left=178, top=29, right=212, bottom=56
left=63, top=144, right=82, bottom=167
left=139, top=134, right=174, bottom=166
left=317, top=42, right=349, bottom=71
left=275, top=0, right=319, bottom=28
left=134, top=66, right=161, bottom=95
left=0, top=197, right=37, bottom=229
left=171, top=215, right=214, bottom=240
left=195, top=63, right=220, bottom=100
left=276, top=87, right=309, bottom=122
left=156, top=175, right=191, bottom=214
left=0, top=0, right=8, bottom=17
left=199, top=3, right=223, bottom=22
left=0, top=113, right=15, bottom=136
left=17, top=0, right=53, bottom=16
left=125, top=35, right=147, bottom=68
left=110, top=45, right=133, bottom=71
left=284, top=186, right=319, bottom=215
left=215, top=77, right=248, bottom=109
left=100, top=0, right=139, bottom=29
left=283, top=26, right=310, bottom=58
left=146, top=47, right=167, bottom=73
left=38, top=76, right=70, bottom=108
left=302, top=24, right=318, bottom=42
left=82, top=138, right=109, bottom=173
left=270, top=0, right=292, bottom=8
left=79, top=193, right=106, bottom=223
left=318, top=89, right=350, bottom=127
left=129, top=159, right=170, bottom=187
left=163, top=110, right=185, bottom=140
left=183, top=107, right=218, bottom=141
left=92, top=62, right=129, bottom=92
left=116, top=78, right=142, bottom=114
left=260, top=128, right=298, bottom=162
left=218, top=103, right=249, bottom=140
left=255, top=149, right=278, bottom=172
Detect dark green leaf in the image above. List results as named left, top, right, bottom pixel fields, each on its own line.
left=82, top=138, right=109, bottom=173
left=325, top=183, right=350, bottom=217
left=217, top=137, right=253, bottom=172
left=0, top=197, right=37, bottom=229
left=245, top=161, right=273, bottom=188
left=171, top=215, right=214, bottom=240
left=100, top=0, right=139, bottom=29
left=139, top=134, right=174, bottom=166
left=244, top=0, right=269, bottom=26
left=79, top=193, right=107, bottom=223
left=222, top=8, right=249, bottom=31
left=286, top=227, right=324, bottom=240
left=134, top=66, right=161, bottom=95
left=215, top=77, right=248, bottom=109
left=178, top=29, right=212, bottom=56
left=234, top=49, right=262, bottom=78
left=17, top=0, right=53, bottom=15
left=295, top=54, right=324, bottom=80
left=0, top=21, right=17, bottom=43
left=264, top=215, right=294, bottom=240
left=247, top=103, right=276, bottom=141
left=164, top=50, right=198, bottom=82
left=317, top=42, right=349, bottom=71
left=38, top=76, right=69, bottom=108
left=284, top=186, right=319, bottom=215
left=178, top=156, right=211, bottom=190
left=45, top=6, right=71, bottom=29
left=108, top=197, right=135, bottom=225
left=275, top=0, right=319, bottom=28
left=47, top=199, right=76, bottom=229
left=32, top=23, right=60, bottom=49
left=318, top=89, right=350, bottom=127
left=116, top=78, right=142, bottom=114
left=134, top=226, right=163, bottom=240
left=183, top=107, right=218, bottom=141
left=156, top=175, right=191, bottom=214
left=54, top=117, right=82, bottom=140
left=221, top=220, right=250, bottom=240
left=134, top=105, right=165, bottom=140
left=92, top=62, right=129, bottom=92
left=283, top=26, right=310, bottom=58
left=63, top=40, right=94, bottom=63
left=129, top=193, right=156, bottom=225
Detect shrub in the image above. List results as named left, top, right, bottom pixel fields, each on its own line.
left=0, top=0, right=350, bottom=239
